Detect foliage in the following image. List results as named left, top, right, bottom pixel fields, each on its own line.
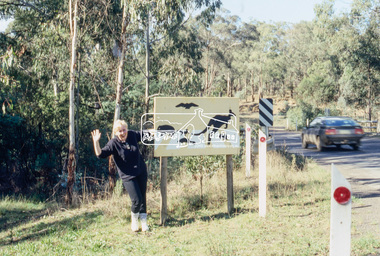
left=0, top=0, right=379, bottom=197
left=296, top=60, right=338, bottom=104
left=286, top=102, right=323, bottom=129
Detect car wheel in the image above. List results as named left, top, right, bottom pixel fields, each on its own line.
left=351, top=144, right=359, bottom=150
left=316, top=137, right=324, bottom=151
left=301, top=135, right=308, bottom=149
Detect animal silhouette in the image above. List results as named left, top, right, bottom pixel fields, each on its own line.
left=193, top=109, right=236, bottom=145
left=176, top=103, right=199, bottom=109
left=157, top=125, right=175, bottom=135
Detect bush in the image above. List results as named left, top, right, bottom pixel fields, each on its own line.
left=286, top=102, right=323, bottom=130
left=278, top=100, right=290, bottom=116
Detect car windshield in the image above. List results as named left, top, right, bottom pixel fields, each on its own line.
left=324, top=119, right=358, bottom=126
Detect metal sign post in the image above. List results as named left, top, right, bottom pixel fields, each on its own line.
left=259, top=129, right=267, bottom=217
left=330, top=163, right=351, bottom=256
left=258, top=98, right=273, bottom=218
left=245, top=123, right=251, bottom=177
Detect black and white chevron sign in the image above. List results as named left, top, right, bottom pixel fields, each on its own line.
left=259, top=98, right=273, bottom=127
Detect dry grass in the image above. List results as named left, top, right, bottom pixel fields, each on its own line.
left=1, top=151, right=379, bottom=255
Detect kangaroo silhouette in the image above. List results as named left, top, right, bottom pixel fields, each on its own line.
left=194, top=109, right=236, bottom=145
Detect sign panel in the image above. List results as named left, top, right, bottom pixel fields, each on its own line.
left=141, top=97, right=240, bottom=157
left=259, top=98, right=273, bottom=127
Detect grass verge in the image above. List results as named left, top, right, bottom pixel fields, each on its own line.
left=1, top=151, right=379, bottom=255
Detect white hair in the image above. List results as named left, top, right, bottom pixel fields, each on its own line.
left=113, top=120, right=128, bottom=135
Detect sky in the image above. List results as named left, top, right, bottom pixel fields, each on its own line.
left=0, top=0, right=353, bottom=32
left=220, top=0, right=353, bottom=23
left=0, top=19, right=11, bottom=32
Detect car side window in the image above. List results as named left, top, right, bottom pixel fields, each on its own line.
left=309, top=119, right=319, bottom=128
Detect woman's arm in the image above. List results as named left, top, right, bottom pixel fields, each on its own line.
left=91, top=129, right=102, bottom=157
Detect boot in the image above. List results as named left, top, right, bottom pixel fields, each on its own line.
left=131, top=212, right=139, bottom=232
left=140, top=213, right=149, bottom=232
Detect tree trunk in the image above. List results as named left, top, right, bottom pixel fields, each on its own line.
left=145, top=13, right=150, bottom=120
left=245, top=78, right=248, bottom=102
left=209, top=62, right=216, bottom=93
left=143, top=12, right=152, bottom=174
left=250, top=71, right=255, bottom=102
left=205, top=65, right=208, bottom=95
left=258, top=65, right=263, bottom=99
left=108, top=157, right=116, bottom=193
left=227, top=73, right=231, bottom=97
left=66, top=0, right=78, bottom=206
left=204, top=47, right=209, bottom=95
left=109, top=4, right=130, bottom=193
left=367, top=61, right=372, bottom=121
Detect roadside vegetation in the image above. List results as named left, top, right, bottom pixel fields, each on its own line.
left=1, top=0, right=379, bottom=200
left=1, top=0, right=379, bottom=254
left=1, top=150, right=379, bottom=255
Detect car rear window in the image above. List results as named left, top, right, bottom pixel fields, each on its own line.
left=324, top=119, right=358, bottom=126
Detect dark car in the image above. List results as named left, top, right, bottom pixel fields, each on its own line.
left=301, top=116, right=365, bottom=151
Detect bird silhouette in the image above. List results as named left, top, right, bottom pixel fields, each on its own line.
left=175, top=103, right=199, bottom=109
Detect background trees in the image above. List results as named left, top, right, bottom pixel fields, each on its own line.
left=0, top=0, right=379, bottom=198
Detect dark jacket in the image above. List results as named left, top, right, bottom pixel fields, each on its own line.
left=98, top=130, right=146, bottom=181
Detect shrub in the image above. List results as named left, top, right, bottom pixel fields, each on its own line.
left=286, top=102, right=323, bottom=129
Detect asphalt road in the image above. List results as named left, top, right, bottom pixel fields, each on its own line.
left=271, top=126, right=380, bottom=238
left=272, top=127, right=380, bottom=172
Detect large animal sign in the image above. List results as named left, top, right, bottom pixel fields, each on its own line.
left=141, top=97, right=240, bottom=157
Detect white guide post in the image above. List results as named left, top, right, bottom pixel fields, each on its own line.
left=330, top=163, right=351, bottom=256
left=245, top=123, right=251, bottom=177
left=259, top=129, right=267, bottom=217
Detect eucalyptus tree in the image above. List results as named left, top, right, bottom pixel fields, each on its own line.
left=282, top=21, right=314, bottom=99
left=0, top=0, right=72, bottom=196
left=67, top=0, right=79, bottom=205
left=230, top=21, right=260, bottom=100
left=131, top=0, right=221, bottom=99
left=197, top=10, right=259, bottom=97
left=244, top=21, right=288, bottom=100
left=152, top=19, right=205, bottom=96
left=336, top=0, right=379, bottom=120
left=102, top=0, right=222, bottom=191
left=0, top=0, right=124, bottom=197
left=295, top=1, right=342, bottom=106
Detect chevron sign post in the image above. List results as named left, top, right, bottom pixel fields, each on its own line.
left=258, top=98, right=273, bottom=218
left=259, top=98, right=273, bottom=127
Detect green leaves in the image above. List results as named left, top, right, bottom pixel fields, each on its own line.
left=1, top=0, right=379, bottom=196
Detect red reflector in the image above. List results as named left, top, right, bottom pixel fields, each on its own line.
left=333, top=186, right=351, bottom=205
left=325, top=129, right=336, bottom=135
left=355, top=128, right=364, bottom=134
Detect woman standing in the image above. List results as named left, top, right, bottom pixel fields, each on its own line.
left=91, top=120, right=149, bottom=232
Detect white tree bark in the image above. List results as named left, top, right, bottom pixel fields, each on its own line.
left=66, top=0, right=78, bottom=205
left=113, top=5, right=129, bottom=130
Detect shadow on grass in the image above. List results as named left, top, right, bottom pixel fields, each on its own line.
left=161, top=172, right=329, bottom=228
left=163, top=207, right=255, bottom=228
left=0, top=210, right=103, bottom=246
left=0, top=207, right=56, bottom=233
left=347, top=177, right=380, bottom=199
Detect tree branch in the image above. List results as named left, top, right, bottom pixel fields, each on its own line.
left=0, top=0, right=50, bottom=18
